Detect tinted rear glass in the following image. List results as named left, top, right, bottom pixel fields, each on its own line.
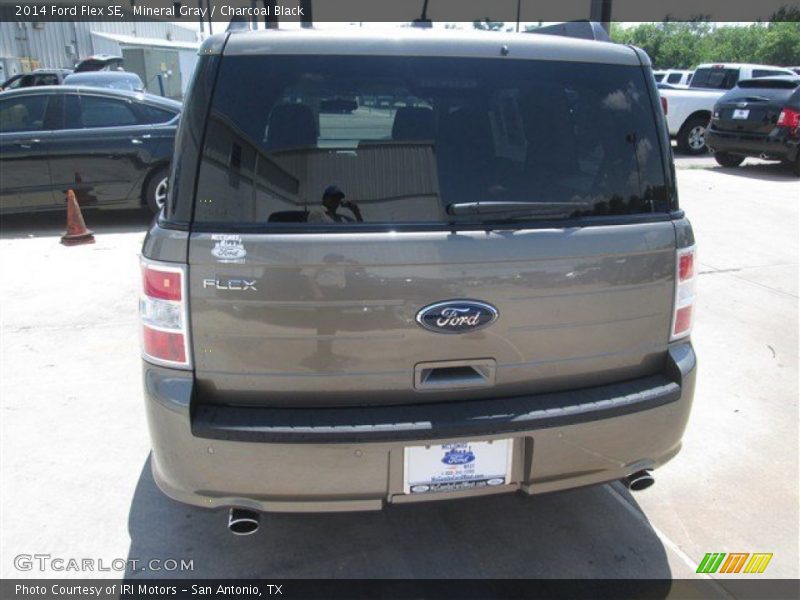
left=35, top=74, right=59, bottom=86
left=718, top=81, right=800, bottom=107
left=193, top=55, right=668, bottom=227
left=690, top=68, right=739, bottom=90
left=752, top=69, right=789, bottom=78
left=737, top=78, right=800, bottom=89
left=83, top=96, right=138, bottom=127
left=136, top=103, right=177, bottom=124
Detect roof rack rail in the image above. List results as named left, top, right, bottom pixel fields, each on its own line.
left=527, top=21, right=610, bottom=42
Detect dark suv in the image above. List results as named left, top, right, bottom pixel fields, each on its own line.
left=140, top=29, right=697, bottom=533
left=706, top=76, right=800, bottom=175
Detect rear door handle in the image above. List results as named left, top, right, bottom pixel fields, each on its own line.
left=414, top=359, right=497, bottom=391
left=131, top=139, right=143, bottom=145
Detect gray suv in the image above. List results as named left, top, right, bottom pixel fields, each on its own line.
left=140, top=28, right=696, bottom=534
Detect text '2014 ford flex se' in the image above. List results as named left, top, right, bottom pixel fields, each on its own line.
left=140, top=28, right=696, bottom=534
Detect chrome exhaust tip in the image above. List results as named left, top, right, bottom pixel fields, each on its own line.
left=625, top=469, right=655, bottom=492
left=228, top=508, right=260, bottom=535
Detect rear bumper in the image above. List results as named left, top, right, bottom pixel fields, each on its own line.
left=705, top=128, right=800, bottom=161
left=143, top=343, right=696, bottom=513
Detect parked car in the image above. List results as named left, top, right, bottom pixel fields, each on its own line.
left=63, top=71, right=145, bottom=92
left=0, top=86, right=180, bottom=214
left=140, top=28, right=697, bottom=531
left=0, top=69, right=72, bottom=91
left=706, top=76, right=800, bottom=175
left=661, top=63, right=797, bottom=154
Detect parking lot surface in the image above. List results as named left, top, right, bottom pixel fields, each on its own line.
left=0, top=156, right=797, bottom=585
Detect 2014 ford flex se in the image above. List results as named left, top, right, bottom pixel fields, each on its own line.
left=140, top=29, right=696, bottom=530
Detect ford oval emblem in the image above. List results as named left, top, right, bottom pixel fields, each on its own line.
left=416, top=300, right=498, bottom=334
left=442, top=446, right=476, bottom=465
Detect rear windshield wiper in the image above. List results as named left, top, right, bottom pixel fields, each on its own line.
left=446, top=201, right=589, bottom=216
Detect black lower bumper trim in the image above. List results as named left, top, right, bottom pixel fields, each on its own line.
left=705, top=130, right=799, bottom=161
left=191, top=374, right=682, bottom=444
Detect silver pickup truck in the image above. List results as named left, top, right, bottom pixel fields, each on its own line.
left=139, top=28, right=697, bottom=535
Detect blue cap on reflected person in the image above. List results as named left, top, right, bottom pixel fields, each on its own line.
left=323, top=185, right=345, bottom=199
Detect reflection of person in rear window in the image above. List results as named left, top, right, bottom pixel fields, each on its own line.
left=308, top=185, right=364, bottom=223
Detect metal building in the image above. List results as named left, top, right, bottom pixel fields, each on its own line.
left=0, top=21, right=199, bottom=96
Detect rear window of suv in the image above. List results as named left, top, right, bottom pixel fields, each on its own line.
left=192, top=55, right=668, bottom=228
left=690, top=67, right=740, bottom=90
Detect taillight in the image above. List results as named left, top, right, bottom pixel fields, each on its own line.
left=777, top=107, right=800, bottom=132
left=140, top=258, right=191, bottom=368
left=671, top=246, right=696, bottom=341
left=660, top=96, right=668, bottom=115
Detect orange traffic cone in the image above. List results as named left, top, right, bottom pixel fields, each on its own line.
left=61, top=189, right=95, bottom=246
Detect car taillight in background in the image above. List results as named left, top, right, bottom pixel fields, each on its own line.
left=660, top=96, right=668, bottom=115
left=671, top=246, right=696, bottom=341
left=777, top=107, right=800, bottom=133
left=140, top=258, right=191, bottom=368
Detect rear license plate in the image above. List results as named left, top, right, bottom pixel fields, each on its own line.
left=733, top=109, right=750, bottom=119
left=403, top=439, right=513, bottom=494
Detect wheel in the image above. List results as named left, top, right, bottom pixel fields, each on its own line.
left=145, top=167, right=169, bottom=214
left=793, top=154, right=800, bottom=177
left=677, top=116, right=709, bottom=155
left=714, top=152, right=744, bottom=168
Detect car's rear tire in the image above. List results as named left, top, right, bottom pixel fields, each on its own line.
left=677, top=116, right=709, bottom=155
left=714, top=152, right=744, bottom=168
left=145, top=167, right=169, bottom=214
left=792, top=154, right=800, bottom=177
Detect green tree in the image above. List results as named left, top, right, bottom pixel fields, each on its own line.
left=757, top=22, right=800, bottom=65
left=611, top=20, right=800, bottom=69
left=612, top=23, right=667, bottom=66
left=699, top=24, right=763, bottom=64
left=657, top=22, right=712, bottom=68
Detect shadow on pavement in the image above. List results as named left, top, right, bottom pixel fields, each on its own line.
left=0, top=209, right=154, bottom=240
left=125, top=456, right=672, bottom=581
left=709, top=160, right=799, bottom=183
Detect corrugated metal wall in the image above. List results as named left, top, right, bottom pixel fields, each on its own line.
left=0, top=22, right=197, bottom=69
